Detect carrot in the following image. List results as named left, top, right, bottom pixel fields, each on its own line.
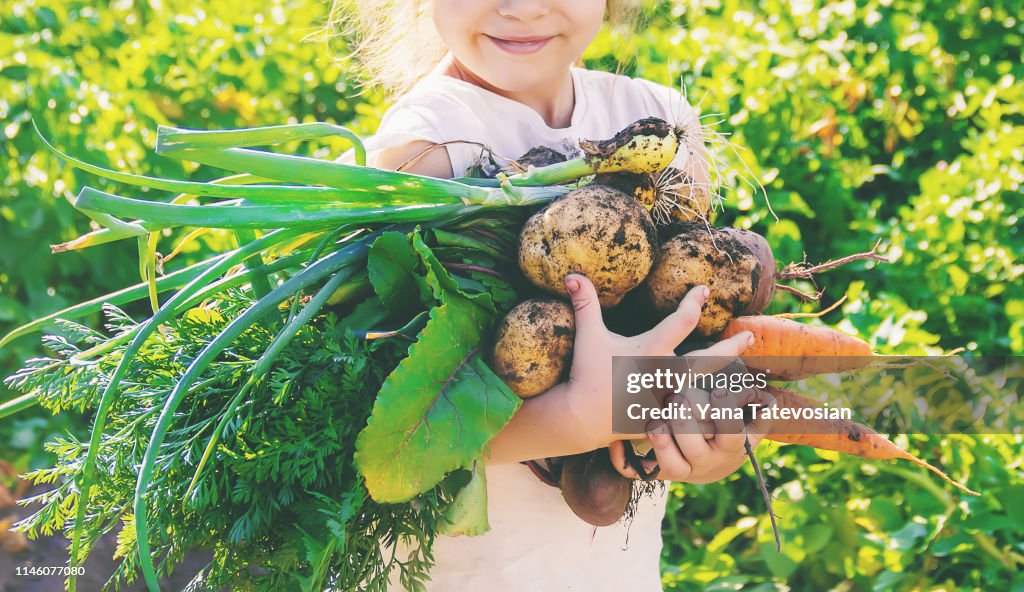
left=761, top=386, right=979, bottom=496
left=720, top=315, right=875, bottom=379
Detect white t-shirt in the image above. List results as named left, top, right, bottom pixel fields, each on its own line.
left=349, top=67, right=700, bottom=592
left=343, top=66, right=697, bottom=178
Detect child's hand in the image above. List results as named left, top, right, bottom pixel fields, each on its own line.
left=608, top=386, right=777, bottom=484
left=560, top=272, right=755, bottom=454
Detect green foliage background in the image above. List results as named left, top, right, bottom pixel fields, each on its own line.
left=0, top=0, right=1020, bottom=589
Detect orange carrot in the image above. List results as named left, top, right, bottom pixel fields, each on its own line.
left=761, top=386, right=979, bottom=496
left=720, top=315, right=875, bottom=379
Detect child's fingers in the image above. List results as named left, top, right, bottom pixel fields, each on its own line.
left=683, top=331, right=755, bottom=375
left=710, top=431, right=748, bottom=454
left=608, top=440, right=640, bottom=479
left=666, top=392, right=716, bottom=444
left=643, top=285, right=708, bottom=352
left=565, top=273, right=607, bottom=341
left=647, top=420, right=692, bottom=481
left=669, top=428, right=713, bottom=469
left=663, top=391, right=712, bottom=460
left=706, top=387, right=748, bottom=453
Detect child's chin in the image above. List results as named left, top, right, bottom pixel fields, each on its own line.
left=483, top=66, right=569, bottom=93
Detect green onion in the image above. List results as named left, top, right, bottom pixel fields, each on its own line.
left=156, top=121, right=367, bottom=167
left=34, top=124, right=422, bottom=205
left=73, top=187, right=479, bottom=229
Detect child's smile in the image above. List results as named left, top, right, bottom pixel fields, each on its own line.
left=484, top=34, right=554, bottom=55
left=432, top=0, right=606, bottom=97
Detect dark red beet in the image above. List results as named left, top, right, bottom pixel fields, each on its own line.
left=559, top=448, right=633, bottom=527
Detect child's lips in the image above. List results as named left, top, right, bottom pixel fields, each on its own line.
left=486, top=35, right=553, bottom=55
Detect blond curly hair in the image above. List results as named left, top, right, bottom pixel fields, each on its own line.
left=326, top=0, right=644, bottom=100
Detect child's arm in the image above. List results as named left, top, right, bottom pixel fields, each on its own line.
left=373, top=140, right=455, bottom=178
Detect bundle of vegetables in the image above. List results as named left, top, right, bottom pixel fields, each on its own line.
left=487, top=143, right=980, bottom=532
left=1, top=114, right=978, bottom=592
left=0, top=118, right=690, bottom=592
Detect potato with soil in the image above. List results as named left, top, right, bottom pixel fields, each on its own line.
left=592, top=171, right=657, bottom=207
left=518, top=184, right=657, bottom=308
left=490, top=298, right=575, bottom=398
left=644, top=222, right=775, bottom=336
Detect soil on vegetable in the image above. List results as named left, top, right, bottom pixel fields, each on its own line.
left=510, top=146, right=568, bottom=170
left=0, top=484, right=215, bottom=592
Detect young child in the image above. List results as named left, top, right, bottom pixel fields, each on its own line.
left=334, top=1, right=772, bottom=589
